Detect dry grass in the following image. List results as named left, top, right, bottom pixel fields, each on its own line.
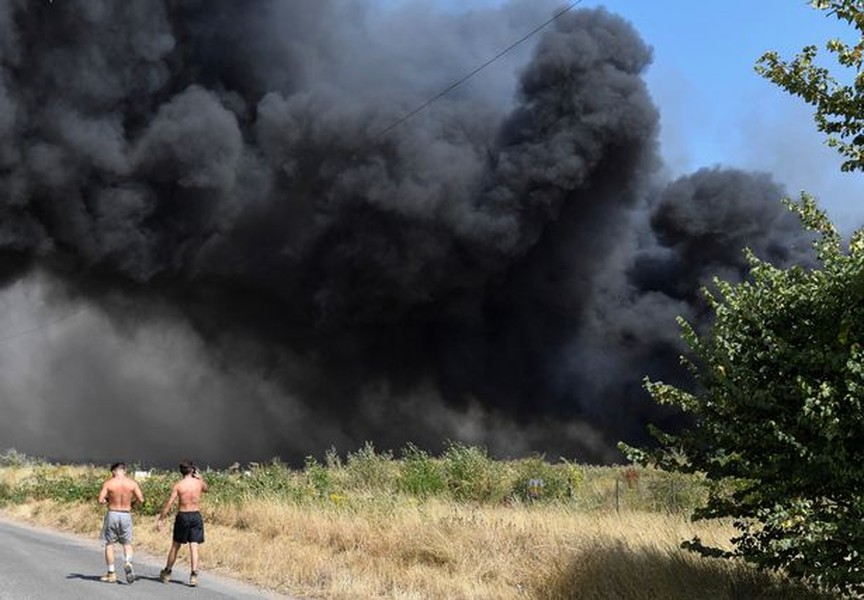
left=1, top=495, right=831, bottom=600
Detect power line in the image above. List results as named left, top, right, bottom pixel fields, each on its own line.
left=0, top=306, right=87, bottom=344
left=374, top=1, right=582, bottom=139
left=0, top=3, right=581, bottom=345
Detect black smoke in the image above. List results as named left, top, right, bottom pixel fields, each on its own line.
left=0, top=1, right=813, bottom=466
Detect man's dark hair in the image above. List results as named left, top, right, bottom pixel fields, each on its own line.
left=110, top=462, right=125, bottom=473
left=179, top=460, right=196, bottom=476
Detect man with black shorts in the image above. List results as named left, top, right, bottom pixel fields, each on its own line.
left=156, top=460, right=208, bottom=587
left=97, top=462, right=144, bottom=584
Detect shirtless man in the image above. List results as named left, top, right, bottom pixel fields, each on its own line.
left=97, top=461, right=144, bottom=584
left=156, top=460, right=208, bottom=587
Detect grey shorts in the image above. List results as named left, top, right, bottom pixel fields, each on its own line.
left=101, top=510, right=133, bottom=545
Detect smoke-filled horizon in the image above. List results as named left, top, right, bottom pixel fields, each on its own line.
left=0, top=0, right=813, bottom=467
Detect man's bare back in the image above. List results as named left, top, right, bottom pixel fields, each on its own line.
left=157, top=466, right=208, bottom=525
left=174, top=473, right=208, bottom=512
left=98, top=472, right=144, bottom=511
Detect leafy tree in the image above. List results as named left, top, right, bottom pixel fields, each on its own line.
left=622, top=197, right=864, bottom=594
left=621, top=0, right=864, bottom=594
left=622, top=3, right=864, bottom=593
left=756, top=0, right=864, bottom=171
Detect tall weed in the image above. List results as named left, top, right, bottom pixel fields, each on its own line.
left=442, top=442, right=508, bottom=502
left=345, top=442, right=395, bottom=490
left=397, top=444, right=446, bottom=498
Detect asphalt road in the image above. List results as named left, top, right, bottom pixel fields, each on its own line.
left=0, top=517, right=293, bottom=599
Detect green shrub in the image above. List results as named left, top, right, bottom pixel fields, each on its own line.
left=623, top=198, right=864, bottom=592
left=51, top=474, right=102, bottom=504
left=138, top=472, right=175, bottom=515
left=243, top=461, right=296, bottom=496
left=563, top=459, right=585, bottom=492
left=397, top=444, right=446, bottom=498
left=345, top=442, right=395, bottom=490
left=0, top=480, right=28, bottom=506
left=510, top=456, right=581, bottom=502
left=200, top=469, right=244, bottom=505
left=24, top=469, right=100, bottom=504
left=304, top=456, right=332, bottom=498
left=442, top=442, right=507, bottom=502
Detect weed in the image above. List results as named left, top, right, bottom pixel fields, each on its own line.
left=442, top=442, right=508, bottom=503
left=304, top=456, right=332, bottom=498
left=345, top=442, right=395, bottom=490
left=397, top=444, right=446, bottom=498
left=510, top=456, right=577, bottom=501
left=0, top=448, right=36, bottom=467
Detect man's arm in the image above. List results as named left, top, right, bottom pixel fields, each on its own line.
left=155, top=485, right=179, bottom=530
left=133, top=482, right=144, bottom=505
left=97, top=481, right=109, bottom=505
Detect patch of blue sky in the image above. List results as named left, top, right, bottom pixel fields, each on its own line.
left=378, top=1, right=864, bottom=232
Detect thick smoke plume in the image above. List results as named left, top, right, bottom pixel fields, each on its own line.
left=0, top=0, right=813, bottom=465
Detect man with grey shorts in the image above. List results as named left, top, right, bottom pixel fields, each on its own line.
left=97, top=462, right=144, bottom=583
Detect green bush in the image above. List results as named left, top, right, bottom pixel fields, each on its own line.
left=304, top=456, right=332, bottom=498
left=243, top=461, right=296, bottom=496
left=397, top=444, right=446, bottom=498
left=510, top=456, right=582, bottom=502
left=21, top=468, right=101, bottom=504
left=624, top=198, right=864, bottom=594
left=138, top=472, right=175, bottom=516
left=442, top=442, right=507, bottom=502
left=50, top=474, right=103, bottom=504
left=0, top=480, right=28, bottom=506
left=200, top=469, right=244, bottom=505
left=345, top=442, right=395, bottom=490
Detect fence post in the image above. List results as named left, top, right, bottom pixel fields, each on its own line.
left=615, top=477, right=620, bottom=516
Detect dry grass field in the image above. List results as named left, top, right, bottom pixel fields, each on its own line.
left=0, top=450, right=837, bottom=599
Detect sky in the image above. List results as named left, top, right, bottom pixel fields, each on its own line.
left=396, top=0, right=864, bottom=233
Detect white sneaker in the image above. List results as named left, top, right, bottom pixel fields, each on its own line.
left=123, top=562, right=135, bottom=584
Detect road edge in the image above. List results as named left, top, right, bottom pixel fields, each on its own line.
left=0, top=512, right=300, bottom=599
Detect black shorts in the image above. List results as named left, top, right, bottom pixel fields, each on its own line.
left=172, top=511, right=204, bottom=544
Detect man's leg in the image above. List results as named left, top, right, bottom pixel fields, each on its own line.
left=160, top=541, right=182, bottom=583
left=189, top=542, right=199, bottom=573
left=100, top=544, right=117, bottom=582
left=189, top=542, right=200, bottom=586
left=122, top=543, right=135, bottom=583
left=166, top=541, right=181, bottom=570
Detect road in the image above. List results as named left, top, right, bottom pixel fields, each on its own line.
left=0, top=517, right=293, bottom=599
